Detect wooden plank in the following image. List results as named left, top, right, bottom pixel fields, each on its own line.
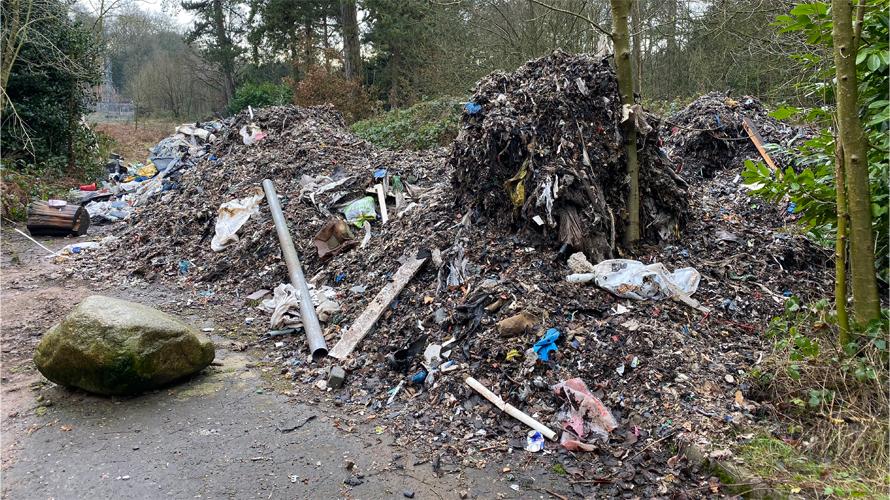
left=742, top=117, right=779, bottom=174
left=375, top=183, right=389, bottom=224
left=329, top=255, right=427, bottom=359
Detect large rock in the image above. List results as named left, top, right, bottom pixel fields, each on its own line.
left=34, top=295, right=215, bottom=395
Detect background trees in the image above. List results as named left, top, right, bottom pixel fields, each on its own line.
left=1, top=0, right=102, bottom=172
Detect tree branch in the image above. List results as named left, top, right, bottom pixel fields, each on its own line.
left=527, top=0, right=611, bottom=38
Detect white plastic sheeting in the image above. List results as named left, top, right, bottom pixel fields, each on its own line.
left=567, top=256, right=709, bottom=312
left=210, top=190, right=264, bottom=252
left=258, top=283, right=341, bottom=329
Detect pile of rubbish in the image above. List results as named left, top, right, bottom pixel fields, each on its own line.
left=662, top=91, right=813, bottom=177
left=85, top=104, right=452, bottom=294
left=70, top=58, right=835, bottom=496
left=450, top=51, right=689, bottom=261
left=69, top=121, right=221, bottom=224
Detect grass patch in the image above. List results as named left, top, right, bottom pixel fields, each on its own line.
left=738, top=435, right=880, bottom=497
left=351, top=97, right=462, bottom=150
left=746, top=298, right=890, bottom=497
left=93, top=119, right=178, bottom=165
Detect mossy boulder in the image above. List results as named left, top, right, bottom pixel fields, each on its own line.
left=34, top=295, right=215, bottom=395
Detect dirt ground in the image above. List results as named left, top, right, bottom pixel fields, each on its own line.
left=0, top=226, right=566, bottom=499
left=93, top=120, right=180, bottom=165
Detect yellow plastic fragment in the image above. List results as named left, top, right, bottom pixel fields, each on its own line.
left=503, top=159, right=529, bottom=207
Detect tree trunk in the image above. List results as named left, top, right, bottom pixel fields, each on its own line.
left=211, top=0, right=235, bottom=101
left=834, top=131, right=850, bottom=344
left=66, top=89, right=77, bottom=171
left=303, top=19, right=314, bottom=70
left=631, top=0, right=642, bottom=96
left=290, top=28, right=300, bottom=77
left=610, top=0, right=640, bottom=246
left=322, top=16, right=331, bottom=74
left=388, top=48, right=401, bottom=109
left=340, top=0, right=361, bottom=81
left=831, top=0, right=880, bottom=325
left=666, top=0, right=678, bottom=98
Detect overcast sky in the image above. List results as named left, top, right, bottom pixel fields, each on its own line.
left=78, top=0, right=194, bottom=30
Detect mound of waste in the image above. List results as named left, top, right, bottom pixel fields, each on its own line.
left=449, top=50, right=689, bottom=261
left=89, top=104, right=451, bottom=294
left=662, top=91, right=814, bottom=177
left=68, top=63, right=836, bottom=496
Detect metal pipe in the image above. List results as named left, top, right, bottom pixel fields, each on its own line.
left=261, top=179, right=328, bottom=360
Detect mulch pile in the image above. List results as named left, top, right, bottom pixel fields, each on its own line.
left=663, top=91, right=814, bottom=177
left=451, top=51, right=688, bottom=262
left=73, top=55, right=833, bottom=497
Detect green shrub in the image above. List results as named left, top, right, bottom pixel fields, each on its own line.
left=351, top=98, right=462, bottom=150
left=751, top=296, right=889, bottom=488
left=741, top=0, right=889, bottom=282
left=228, top=82, right=293, bottom=115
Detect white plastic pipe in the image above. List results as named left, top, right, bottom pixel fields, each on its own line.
left=465, top=376, right=557, bottom=441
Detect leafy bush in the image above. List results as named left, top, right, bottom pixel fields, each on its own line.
left=228, top=82, right=293, bottom=115
left=2, top=0, right=101, bottom=176
left=351, top=98, right=461, bottom=150
left=742, top=0, right=889, bottom=281
left=292, top=68, right=376, bottom=124
left=1, top=127, right=112, bottom=220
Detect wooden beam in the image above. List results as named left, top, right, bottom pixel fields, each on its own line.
left=742, top=117, right=780, bottom=175
left=329, top=254, right=427, bottom=359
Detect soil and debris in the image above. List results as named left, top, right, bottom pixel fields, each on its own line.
left=663, top=91, right=814, bottom=178
left=64, top=52, right=835, bottom=496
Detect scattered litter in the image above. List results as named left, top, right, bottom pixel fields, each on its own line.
left=532, top=328, right=560, bottom=361
left=343, top=197, right=377, bottom=227
left=239, top=124, right=266, bottom=145
left=497, top=310, right=540, bottom=337
left=312, top=218, right=356, bottom=260
left=258, top=283, right=341, bottom=329
left=465, top=376, right=556, bottom=441
left=568, top=259, right=707, bottom=311
left=525, top=430, right=545, bottom=452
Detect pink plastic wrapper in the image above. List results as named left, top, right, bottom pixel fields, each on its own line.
left=553, top=377, right=617, bottom=451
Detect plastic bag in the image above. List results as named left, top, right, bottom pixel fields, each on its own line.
left=342, top=197, right=377, bottom=227
left=210, top=189, right=264, bottom=252
left=552, top=378, right=617, bottom=451
left=239, top=124, right=266, bottom=145
left=567, top=258, right=707, bottom=311
left=136, top=162, right=158, bottom=178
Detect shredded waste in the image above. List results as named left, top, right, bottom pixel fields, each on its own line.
left=450, top=51, right=689, bottom=261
